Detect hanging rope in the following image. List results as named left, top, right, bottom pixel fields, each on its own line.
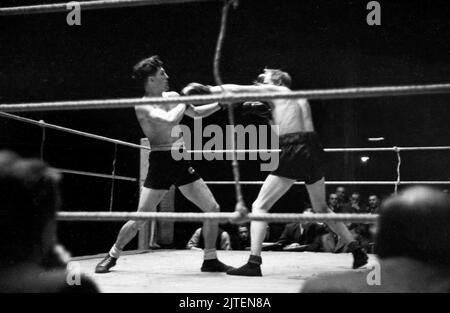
left=109, top=144, right=118, bottom=212
left=394, top=147, right=402, bottom=194
left=39, top=120, right=46, bottom=160
left=213, top=0, right=247, bottom=218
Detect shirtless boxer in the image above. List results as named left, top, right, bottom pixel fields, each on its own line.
left=95, top=56, right=232, bottom=273
left=184, top=69, right=368, bottom=276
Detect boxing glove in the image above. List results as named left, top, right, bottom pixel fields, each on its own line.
left=242, top=101, right=272, bottom=119
left=181, top=83, right=211, bottom=96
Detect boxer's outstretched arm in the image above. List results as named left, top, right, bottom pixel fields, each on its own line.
left=209, top=84, right=289, bottom=94
left=184, top=102, right=222, bottom=118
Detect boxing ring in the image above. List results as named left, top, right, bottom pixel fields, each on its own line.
left=69, top=250, right=378, bottom=293
left=1, top=0, right=450, bottom=293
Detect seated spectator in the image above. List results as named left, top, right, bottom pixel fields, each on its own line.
left=229, top=224, right=251, bottom=250
left=276, top=222, right=328, bottom=252
left=349, top=192, right=367, bottom=213
left=328, top=193, right=339, bottom=212
left=263, top=209, right=327, bottom=252
left=350, top=224, right=374, bottom=254
left=301, top=186, right=450, bottom=292
left=367, top=194, right=381, bottom=214
left=186, top=227, right=231, bottom=250
left=236, top=225, right=251, bottom=250
left=335, top=186, right=350, bottom=213
left=347, top=192, right=373, bottom=252
left=230, top=224, right=272, bottom=251
left=326, top=193, right=349, bottom=248
left=0, top=151, right=98, bottom=293
left=320, top=227, right=354, bottom=253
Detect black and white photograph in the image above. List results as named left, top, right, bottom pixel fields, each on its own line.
left=0, top=0, right=449, bottom=300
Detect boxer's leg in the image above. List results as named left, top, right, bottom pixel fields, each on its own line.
left=306, top=178, right=368, bottom=269
left=95, top=187, right=167, bottom=273
left=227, top=175, right=295, bottom=276
left=178, top=178, right=233, bottom=272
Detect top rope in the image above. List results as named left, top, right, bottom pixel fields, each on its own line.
left=0, top=0, right=220, bottom=15
left=1, top=83, right=450, bottom=112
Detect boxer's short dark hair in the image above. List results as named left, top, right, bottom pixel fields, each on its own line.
left=132, top=55, right=163, bottom=82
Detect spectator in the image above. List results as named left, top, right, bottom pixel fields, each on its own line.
left=368, top=195, right=381, bottom=214
left=346, top=192, right=373, bottom=252
left=237, top=225, right=251, bottom=250
left=187, top=227, right=231, bottom=250
left=229, top=224, right=251, bottom=250
left=230, top=224, right=272, bottom=251
left=320, top=229, right=348, bottom=253
left=335, top=186, right=347, bottom=201
left=349, top=192, right=367, bottom=213
left=262, top=223, right=292, bottom=251
left=262, top=209, right=331, bottom=252
left=350, top=224, right=374, bottom=254
left=301, top=186, right=450, bottom=292
left=0, top=151, right=98, bottom=293
left=275, top=218, right=329, bottom=252
left=336, top=186, right=350, bottom=208
left=323, top=198, right=348, bottom=252
left=335, top=186, right=350, bottom=213
left=328, top=193, right=339, bottom=212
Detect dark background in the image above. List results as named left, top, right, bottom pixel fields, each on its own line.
left=1, top=0, right=449, bottom=255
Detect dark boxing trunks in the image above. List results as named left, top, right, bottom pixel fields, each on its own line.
left=143, top=151, right=201, bottom=190
left=271, top=132, right=325, bottom=184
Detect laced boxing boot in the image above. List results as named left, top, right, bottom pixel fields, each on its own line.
left=347, top=241, right=369, bottom=269
left=95, top=255, right=117, bottom=274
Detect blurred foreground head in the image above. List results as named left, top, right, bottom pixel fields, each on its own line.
left=0, top=150, right=61, bottom=265
left=376, top=186, right=450, bottom=267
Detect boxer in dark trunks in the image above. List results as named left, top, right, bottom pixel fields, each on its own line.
left=95, top=56, right=232, bottom=274
left=272, top=132, right=325, bottom=184
left=187, top=68, right=368, bottom=276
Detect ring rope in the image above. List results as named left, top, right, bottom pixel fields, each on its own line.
left=53, top=167, right=138, bottom=182
left=56, top=211, right=379, bottom=223
left=188, top=147, right=450, bottom=153
left=1, top=110, right=283, bottom=153
left=205, top=181, right=450, bottom=185
left=1, top=83, right=449, bottom=113
left=0, top=0, right=219, bottom=16
left=3, top=111, right=449, bottom=153
left=324, top=146, right=450, bottom=152
left=3, top=102, right=448, bottom=191
left=48, top=167, right=450, bottom=185
left=0, top=112, right=151, bottom=151
left=4, top=109, right=448, bottom=188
